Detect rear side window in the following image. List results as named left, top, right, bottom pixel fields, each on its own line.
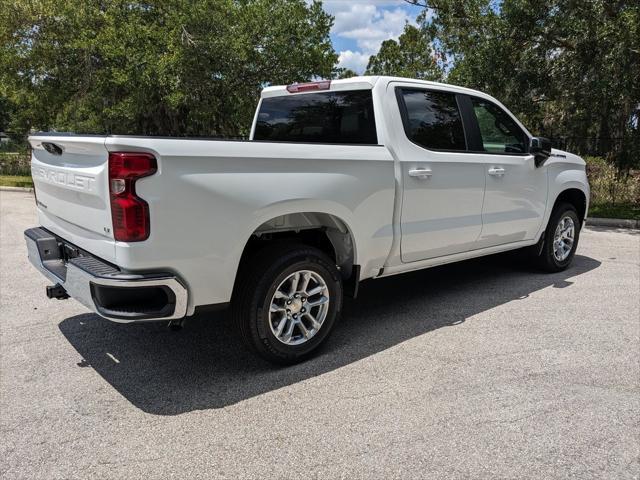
left=254, top=90, right=377, bottom=144
left=397, top=89, right=466, bottom=151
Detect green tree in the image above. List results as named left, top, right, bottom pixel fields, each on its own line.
left=0, top=0, right=337, bottom=137
left=407, top=0, right=640, bottom=168
left=333, top=67, right=357, bottom=79
left=365, top=24, right=443, bottom=81
left=0, top=95, right=12, bottom=133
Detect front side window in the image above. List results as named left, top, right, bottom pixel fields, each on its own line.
left=397, top=89, right=467, bottom=151
left=471, top=98, right=527, bottom=154
left=253, top=90, right=377, bottom=144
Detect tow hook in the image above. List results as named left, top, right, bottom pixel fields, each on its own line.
left=46, top=283, right=69, bottom=300
left=168, top=318, right=185, bottom=331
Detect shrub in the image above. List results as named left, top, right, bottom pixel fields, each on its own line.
left=585, top=156, right=640, bottom=208
left=0, top=152, right=31, bottom=176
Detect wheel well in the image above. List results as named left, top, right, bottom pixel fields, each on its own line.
left=554, top=189, right=587, bottom=225
left=235, top=213, right=358, bottom=293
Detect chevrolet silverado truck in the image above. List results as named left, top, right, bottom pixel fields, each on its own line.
left=25, top=76, right=590, bottom=363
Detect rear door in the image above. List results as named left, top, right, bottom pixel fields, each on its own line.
left=29, top=135, right=115, bottom=260
left=461, top=96, right=547, bottom=247
left=389, top=84, right=486, bottom=263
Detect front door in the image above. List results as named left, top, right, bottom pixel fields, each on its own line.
left=465, top=96, right=547, bottom=247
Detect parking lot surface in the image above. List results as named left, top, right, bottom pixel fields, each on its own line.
left=1, top=190, right=639, bottom=479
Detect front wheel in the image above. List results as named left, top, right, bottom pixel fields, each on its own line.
left=232, top=244, right=343, bottom=364
left=533, top=202, right=581, bottom=272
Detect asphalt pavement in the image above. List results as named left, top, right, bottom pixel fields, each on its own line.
left=1, top=190, right=639, bottom=479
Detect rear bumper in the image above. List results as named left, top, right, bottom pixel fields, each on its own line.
left=25, top=227, right=188, bottom=323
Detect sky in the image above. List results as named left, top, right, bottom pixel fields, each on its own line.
left=321, top=0, right=425, bottom=74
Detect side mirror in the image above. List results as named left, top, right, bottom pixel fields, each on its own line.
left=530, top=137, right=552, bottom=167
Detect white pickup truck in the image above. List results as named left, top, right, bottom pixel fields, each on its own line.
left=25, top=76, right=589, bottom=363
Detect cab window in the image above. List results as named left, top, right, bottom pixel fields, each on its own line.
left=254, top=90, right=377, bottom=144
left=397, top=89, right=467, bottom=151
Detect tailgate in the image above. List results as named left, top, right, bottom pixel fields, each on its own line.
left=29, top=135, right=115, bottom=261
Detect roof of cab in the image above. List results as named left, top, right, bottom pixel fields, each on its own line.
left=260, top=75, right=489, bottom=99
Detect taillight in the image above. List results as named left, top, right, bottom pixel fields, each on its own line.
left=286, top=80, right=331, bottom=93
left=108, top=152, right=157, bottom=242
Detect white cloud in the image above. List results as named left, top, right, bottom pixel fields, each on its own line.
left=337, top=50, right=371, bottom=73
left=324, top=2, right=417, bottom=73
left=334, top=5, right=413, bottom=53
left=332, top=4, right=378, bottom=35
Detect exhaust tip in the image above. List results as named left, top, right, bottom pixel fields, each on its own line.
left=46, top=283, right=69, bottom=300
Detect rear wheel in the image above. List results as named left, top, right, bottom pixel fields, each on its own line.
left=232, top=243, right=342, bottom=364
left=533, top=202, right=581, bottom=272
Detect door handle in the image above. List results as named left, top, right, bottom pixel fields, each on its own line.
left=488, top=167, right=505, bottom=176
left=408, top=168, right=432, bottom=179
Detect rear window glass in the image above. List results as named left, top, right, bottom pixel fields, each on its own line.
left=254, top=90, right=377, bottom=144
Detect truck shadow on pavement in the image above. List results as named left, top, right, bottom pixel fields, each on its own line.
left=58, top=253, right=601, bottom=415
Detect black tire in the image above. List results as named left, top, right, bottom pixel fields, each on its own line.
left=533, top=202, right=581, bottom=272
left=232, top=243, right=343, bottom=365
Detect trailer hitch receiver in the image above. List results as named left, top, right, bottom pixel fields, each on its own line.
left=46, top=283, right=69, bottom=300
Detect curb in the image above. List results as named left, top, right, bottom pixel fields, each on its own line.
left=586, top=217, right=639, bottom=229
left=0, top=186, right=34, bottom=193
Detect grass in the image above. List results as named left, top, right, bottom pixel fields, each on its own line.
left=588, top=203, right=640, bottom=220
left=0, top=175, right=34, bottom=188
